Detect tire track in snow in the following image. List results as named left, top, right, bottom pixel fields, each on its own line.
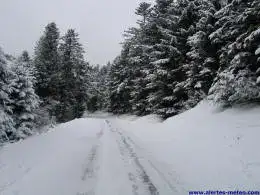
left=81, top=145, right=100, bottom=182
left=123, top=132, right=179, bottom=192
left=119, top=133, right=158, bottom=195
left=106, top=120, right=159, bottom=195
left=105, top=119, right=178, bottom=195
left=78, top=128, right=104, bottom=195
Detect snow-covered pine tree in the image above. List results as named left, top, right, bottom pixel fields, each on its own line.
left=209, top=0, right=260, bottom=106
left=146, top=0, right=186, bottom=118
left=19, top=51, right=31, bottom=66
left=9, top=54, right=40, bottom=140
left=126, top=32, right=150, bottom=115
left=18, top=51, right=36, bottom=83
left=107, top=2, right=162, bottom=116
left=108, top=0, right=217, bottom=118
left=108, top=48, right=132, bottom=114
left=0, top=47, right=15, bottom=142
left=57, top=29, right=88, bottom=122
left=34, top=22, right=60, bottom=100
left=107, top=0, right=260, bottom=118
left=135, top=2, right=152, bottom=25
left=85, top=65, right=100, bottom=112
left=98, top=63, right=111, bottom=110
left=125, top=2, right=157, bottom=116
left=181, top=0, right=219, bottom=108
left=74, top=60, right=89, bottom=119
left=86, top=64, right=111, bottom=112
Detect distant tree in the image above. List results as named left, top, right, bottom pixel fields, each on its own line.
left=98, top=63, right=111, bottom=110
left=19, top=51, right=30, bottom=63
left=18, top=51, right=36, bottom=82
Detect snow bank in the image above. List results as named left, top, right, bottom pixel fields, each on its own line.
left=0, top=118, right=104, bottom=195
left=115, top=101, right=260, bottom=191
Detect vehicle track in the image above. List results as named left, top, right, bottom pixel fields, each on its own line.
left=105, top=120, right=176, bottom=195
left=78, top=128, right=104, bottom=195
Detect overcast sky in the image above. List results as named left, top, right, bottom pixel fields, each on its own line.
left=0, top=0, right=153, bottom=65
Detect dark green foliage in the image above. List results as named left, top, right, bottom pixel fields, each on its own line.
left=106, top=0, right=260, bottom=118
left=33, top=24, right=91, bottom=123
left=108, top=54, right=133, bottom=114
left=56, top=29, right=89, bottom=122
left=209, top=0, right=260, bottom=106
left=34, top=22, right=60, bottom=99
left=87, top=96, right=99, bottom=113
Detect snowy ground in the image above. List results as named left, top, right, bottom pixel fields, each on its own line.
left=0, top=101, right=260, bottom=194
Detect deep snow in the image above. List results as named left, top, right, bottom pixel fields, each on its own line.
left=0, top=101, right=260, bottom=194
left=116, top=102, right=260, bottom=191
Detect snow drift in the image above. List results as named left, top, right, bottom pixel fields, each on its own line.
left=115, top=101, right=260, bottom=191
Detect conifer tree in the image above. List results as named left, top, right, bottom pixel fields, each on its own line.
left=10, top=55, right=40, bottom=140
left=57, top=29, right=88, bottom=122
left=0, top=48, right=15, bottom=142
left=34, top=22, right=60, bottom=100
left=209, top=0, right=260, bottom=106
left=146, top=0, right=186, bottom=118
left=127, top=2, right=156, bottom=115
left=179, top=0, right=219, bottom=108
left=99, top=64, right=111, bottom=110
left=108, top=49, right=132, bottom=114
left=135, top=2, right=152, bottom=25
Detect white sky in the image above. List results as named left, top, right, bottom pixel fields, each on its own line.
left=0, top=0, right=154, bottom=65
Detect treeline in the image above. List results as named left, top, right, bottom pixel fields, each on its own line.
left=0, top=23, right=105, bottom=143
left=1, top=0, right=260, bottom=142
left=107, top=0, right=260, bottom=118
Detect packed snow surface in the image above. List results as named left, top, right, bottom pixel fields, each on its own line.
left=0, top=101, right=260, bottom=194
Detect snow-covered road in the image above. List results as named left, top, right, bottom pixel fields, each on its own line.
left=2, top=102, right=260, bottom=194
left=0, top=118, right=177, bottom=195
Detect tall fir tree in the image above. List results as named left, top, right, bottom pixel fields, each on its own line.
left=179, top=0, right=219, bottom=109
left=209, top=0, right=260, bottom=106
left=145, top=0, right=186, bottom=118
left=108, top=47, right=133, bottom=114
left=57, top=29, right=88, bottom=122
left=34, top=22, right=60, bottom=100
left=127, top=2, right=156, bottom=115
